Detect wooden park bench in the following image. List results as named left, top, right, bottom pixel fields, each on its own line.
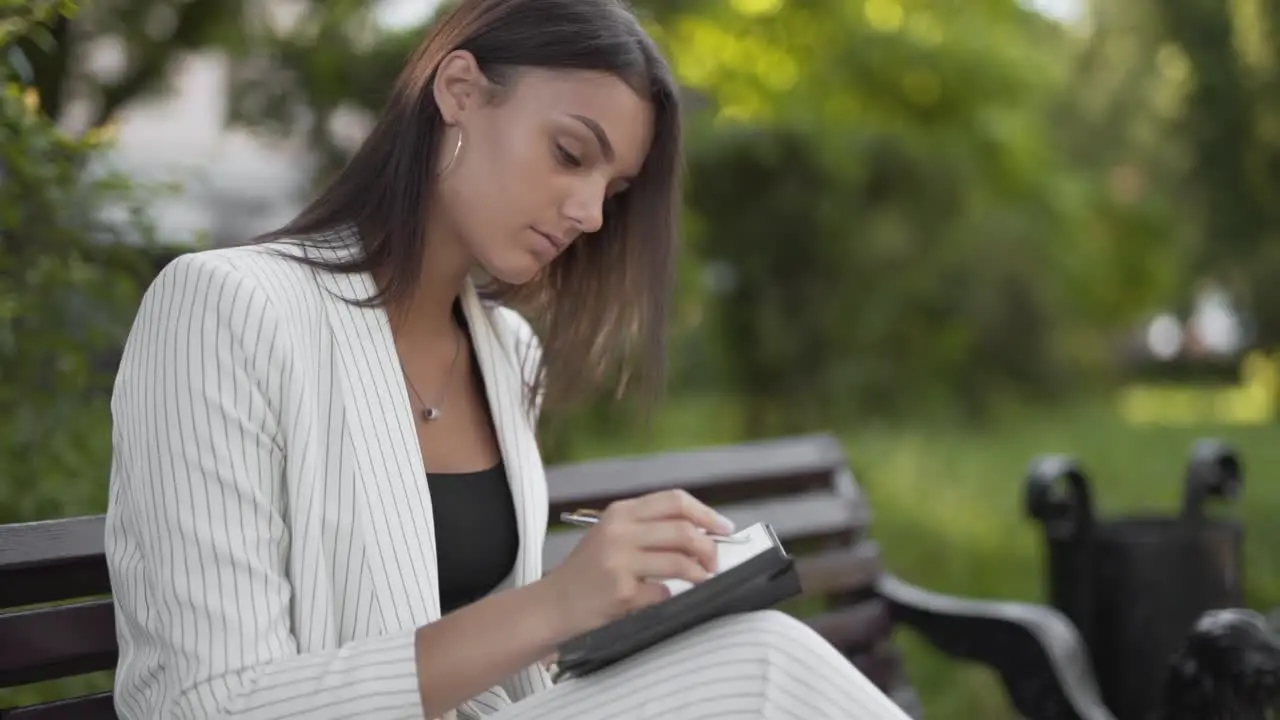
left=2, top=432, right=1117, bottom=719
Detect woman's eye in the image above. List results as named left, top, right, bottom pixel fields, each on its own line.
left=555, top=144, right=583, bottom=168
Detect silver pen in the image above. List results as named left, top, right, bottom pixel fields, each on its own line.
left=559, top=509, right=749, bottom=544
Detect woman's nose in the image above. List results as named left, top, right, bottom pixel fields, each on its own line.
left=563, top=181, right=606, bottom=235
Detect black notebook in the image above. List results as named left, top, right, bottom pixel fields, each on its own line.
left=551, top=522, right=801, bottom=681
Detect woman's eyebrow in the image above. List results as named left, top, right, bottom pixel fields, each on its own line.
left=567, top=113, right=615, bottom=162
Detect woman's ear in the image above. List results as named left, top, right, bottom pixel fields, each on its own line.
left=433, top=50, right=486, bottom=124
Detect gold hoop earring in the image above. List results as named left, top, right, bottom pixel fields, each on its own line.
left=438, top=129, right=463, bottom=176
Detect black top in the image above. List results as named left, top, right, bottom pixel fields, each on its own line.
left=425, top=300, right=519, bottom=614
left=427, top=462, right=519, bottom=614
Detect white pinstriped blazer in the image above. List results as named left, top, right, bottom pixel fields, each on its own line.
left=104, top=228, right=553, bottom=720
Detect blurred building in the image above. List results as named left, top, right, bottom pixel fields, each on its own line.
left=85, top=0, right=439, bottom=248
left=101, top=51, right=315, bottom=248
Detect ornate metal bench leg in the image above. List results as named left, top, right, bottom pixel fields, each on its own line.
left=1157, top=607, right=1280, bottom=720
left=878, top=574, right=1116, bottom=720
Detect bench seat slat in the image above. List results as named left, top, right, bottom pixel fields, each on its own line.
left=852, top=640, right=911, bottom=699
left=796, top=542, right=883, bottom=596
left=0, top=600, right=118, bottom=688
left=804, top=598, right=893, bottom=655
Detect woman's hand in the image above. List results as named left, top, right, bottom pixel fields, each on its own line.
left=539, top=489, right=736, bottom=639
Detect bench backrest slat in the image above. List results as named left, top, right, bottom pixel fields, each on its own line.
left=0, top=693, right=116, bottom=720
left=544, top=491, right=870, bottom=568
left=0, top=516, right=110, bottom=608
left=546, top=433, right=854, bottom=513
left=0, top=600, right=118, bottom=688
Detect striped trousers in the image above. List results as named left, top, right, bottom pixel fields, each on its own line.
left=488, top=610, right=914, bottom=719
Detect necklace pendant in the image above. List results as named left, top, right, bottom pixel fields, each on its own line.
left=421, top=407, right=441, bottom=422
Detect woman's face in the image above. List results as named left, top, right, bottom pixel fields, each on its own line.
left=433, top=52, right=654, bottom=285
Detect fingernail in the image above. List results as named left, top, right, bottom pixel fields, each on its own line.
left=714, top=512, right=736, bottom=534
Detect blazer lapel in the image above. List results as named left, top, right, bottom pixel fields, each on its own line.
left=459, top=282, right=548, bottom=591
left=460, top=283, right=554, bottom=695
left=309, top=229, right=443, bottom=630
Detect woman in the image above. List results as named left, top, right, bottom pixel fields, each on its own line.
left=104, top=0, right=913, bottom=718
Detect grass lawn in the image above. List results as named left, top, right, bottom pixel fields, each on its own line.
left=563, top=394, right=1280, bottom=719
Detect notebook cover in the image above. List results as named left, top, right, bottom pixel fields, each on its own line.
left=552, top=525, right=802, bottom=680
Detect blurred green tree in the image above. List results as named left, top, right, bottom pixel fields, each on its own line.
left=10, top=0, right=422, bottom=175
left=0, top=0, right=156, bottom=522
left=1147, top=0, right=1280, bottom=345
left=655, top=0, right=1126, bottom=427
left=5, top=0, right=1215, bottom=440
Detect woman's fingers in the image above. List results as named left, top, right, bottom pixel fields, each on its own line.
left=628, top=519, right=718, bottom=572
left=549, top=488, right=741, bottom=635
left=630, top=550, right=711, bottom=585
left=625, top=580, right=673, bottom=612
left=611, top=489, right=735, bottom=535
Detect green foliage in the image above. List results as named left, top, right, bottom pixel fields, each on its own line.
left=8, top=0, right=1203, bottom=430
left=519, top=0, right=1199, bottom=439
left=224, top=0, right=433, bottom=182
left=0, top=1, right=70, bottom=42
left=0, top=3, right=151, bottom=706
left=1143, top=0, right=1280, bottom=343
left=0, top=2, right=154, bottom=523
left=683, top=122, right=1068, bottom=427
left=653, top=0, right=1142, bottom=427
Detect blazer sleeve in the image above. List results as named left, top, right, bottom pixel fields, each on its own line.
left=106, top=252, right=426, bottom=720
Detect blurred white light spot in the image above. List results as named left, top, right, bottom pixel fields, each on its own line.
left=1146, top=313, right=1183, bottom=361
left=1189, top=286, right=1242, bottom=357
left=377, top=0, right=440, bottom=29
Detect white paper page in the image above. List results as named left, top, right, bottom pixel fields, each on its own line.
left=661, top=522, right=776, bottom=596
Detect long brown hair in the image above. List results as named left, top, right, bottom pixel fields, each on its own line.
left=258, top=0, right=682, bottom=417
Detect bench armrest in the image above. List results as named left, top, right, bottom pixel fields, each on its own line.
left=876, top=574, right=1116, bottom=720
